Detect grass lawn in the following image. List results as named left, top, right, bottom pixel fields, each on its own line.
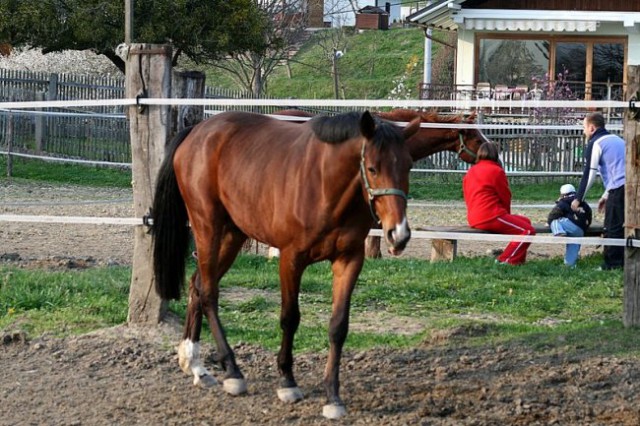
left=0, top=252, right=632, bottom=357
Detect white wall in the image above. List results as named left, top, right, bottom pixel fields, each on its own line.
left=455, top=27, right=475, bottom=87
left=324, top=0, right=401, bottom=26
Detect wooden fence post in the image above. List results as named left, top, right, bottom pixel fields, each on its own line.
left=42, top=73, right=58, bottom=153
left=623, top=64, right=640, bottom=327
left=126, top=44, right=172, bottom=325
left=34, top=92, right=45, bottom=153
left=171, top=70, right=205, bottom=139
left=364, top=233, right=382, bottom=258
left=6, top=109, right=13, bottom=177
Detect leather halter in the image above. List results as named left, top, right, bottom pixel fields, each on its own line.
left=359, top=141, right=408, bottom=224
left=457, top=132, right=478, bottom=161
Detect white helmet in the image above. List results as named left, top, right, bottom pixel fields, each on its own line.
left=560, top=184, right=576, bottom=195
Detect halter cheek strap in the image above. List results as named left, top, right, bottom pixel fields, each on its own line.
left=457, top=132, right=478, bottom=161
left=359, top=141, right=408, bottom=224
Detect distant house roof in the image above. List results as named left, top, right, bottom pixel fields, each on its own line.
left=407, top=0, right=640, bottom=33
left=358, top=6, right=389, bottom=15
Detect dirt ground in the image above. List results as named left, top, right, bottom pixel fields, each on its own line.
left=3, top=181, right=638, bottom=426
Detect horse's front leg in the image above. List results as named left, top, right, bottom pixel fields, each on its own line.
left=323, top=251, right=364, bottom=419
left=178, top=270, right=218, bottom=388
left=275, top=251, right=305, bottom=403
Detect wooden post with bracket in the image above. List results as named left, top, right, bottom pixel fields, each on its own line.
left=126, top=44, right=172, bottom=325
left=623, top=64, right=640, bottom=327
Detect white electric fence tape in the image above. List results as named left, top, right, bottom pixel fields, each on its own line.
left=1, top=214, right=638, bottom=248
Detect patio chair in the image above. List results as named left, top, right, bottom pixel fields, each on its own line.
left=493, top=84, right=510, bottom=100
left=475, top=82, right=491, bottom=99
left=529, top=87, right=543, bottom=100
left=512, top=85, right=529, bottom=101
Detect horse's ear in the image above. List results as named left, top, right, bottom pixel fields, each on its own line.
left=403, top=117, right=421, bottom=140
left=360, top=110, right=376, bottom=139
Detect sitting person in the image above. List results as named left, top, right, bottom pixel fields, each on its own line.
left=463, top=141, right=535, bottom=265
left=547, top=183, right=592, bottom=267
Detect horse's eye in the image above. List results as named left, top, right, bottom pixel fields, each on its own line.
left=367, top=167, right=377, bottom=175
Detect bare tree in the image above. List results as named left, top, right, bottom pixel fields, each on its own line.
left=209, top=0, right=309, bottom=97
left=315, top=28, right=350, bottom=99
left=347, top=0, right=361, bottom=16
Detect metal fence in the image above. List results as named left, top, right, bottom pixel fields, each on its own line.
left=0, top=69, right=625, bottom=173
left=411, top=111, right=624, bottom=175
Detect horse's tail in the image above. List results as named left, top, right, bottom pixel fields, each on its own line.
left=151, top=127, right=194, bottom=301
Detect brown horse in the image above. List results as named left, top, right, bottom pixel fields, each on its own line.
left=151, top=110, right=420, bottom=419
left=273, top=108, right=489, bottom=164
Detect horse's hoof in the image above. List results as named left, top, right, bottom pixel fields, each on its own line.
left=193, top=373, right=218, bottom=388
left=277, top=387, right=304, bottom=403
left=323, top=403, right=347, bottom=419
left=223, top=378, right=247, bottom=396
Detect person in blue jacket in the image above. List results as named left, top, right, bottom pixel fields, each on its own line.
left=572, top=112, right=625, bottom=270
left=548, top=183, right=592, bottom=267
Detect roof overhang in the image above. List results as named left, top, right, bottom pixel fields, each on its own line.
left=408, top=1, right=640, bottom=33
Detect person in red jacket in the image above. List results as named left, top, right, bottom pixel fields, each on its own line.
left=463, top=141, right=535, bottom=265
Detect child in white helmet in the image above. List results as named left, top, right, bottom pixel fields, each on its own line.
left=547, top=184, right=592, bottom=267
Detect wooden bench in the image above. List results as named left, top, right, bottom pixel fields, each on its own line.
left=414, top=222, right=605, bottom=262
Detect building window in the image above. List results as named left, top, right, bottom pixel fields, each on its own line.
left=478, top=39, right=549, bottom=87
left=476, top=35, right=626, bottom=100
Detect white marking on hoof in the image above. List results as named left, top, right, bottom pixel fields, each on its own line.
left=193, top=373, right=218, bottom=388
left=277, top=387, right=304, bottom=403
left=178, top=339, right=199, bottom=375
left=323, top=403, right=347, bottom=419
left=178, top=340, right=218, bottom=387
left=223, top=378, right=247, bottom=396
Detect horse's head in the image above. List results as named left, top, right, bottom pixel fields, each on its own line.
left=455, top=112, right=491, bottom=164
left=360, top=111, right=420, bottom=256
left=380, top=109, right=490, bottom=164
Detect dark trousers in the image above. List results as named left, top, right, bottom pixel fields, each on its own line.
left=604, top=185, right=625, bottom=268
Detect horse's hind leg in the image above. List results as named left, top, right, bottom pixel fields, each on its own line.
left=181, top=222, right=248, bottom=394
left=178, top=270, right=218, bottom=388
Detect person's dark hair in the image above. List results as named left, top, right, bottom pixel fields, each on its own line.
left=585, top=112, right=605, bottom=129
left=476, top=141, right=500, bottom=163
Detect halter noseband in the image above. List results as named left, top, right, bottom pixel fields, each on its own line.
left=359, top=141, right=408, bottom=224
left=457, top=132, right=478, bottom=161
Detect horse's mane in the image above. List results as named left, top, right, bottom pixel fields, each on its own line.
left=310, top=112, right=362, bottom=144
left=310, top=112, right=403, bottom=147
left=378, top=108, right=473, bottom=124
left=371, top=118, right=404, bottom=148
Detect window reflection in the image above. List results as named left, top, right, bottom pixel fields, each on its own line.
left=477, top=37, right=625, bottom=100
left=479, top=39, right=548, bottom=87
left=592, top=43, right=624, bottom=100
left=555, top=42, right=586, bottom=98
